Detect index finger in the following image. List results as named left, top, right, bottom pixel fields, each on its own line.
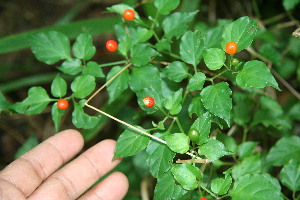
left=0, top=129, right=84, bottom=197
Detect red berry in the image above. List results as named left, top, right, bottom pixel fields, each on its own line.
left=200, top=198, right=207, bottom=200
left=106, top=40, right=118, bottom=52
left=57, top=99, right=68, bottom=110
left=225, top=41, right=238, bottom=55
left=123, top=9, right=135, bottom=21
left=143, top=96, right=155, bottom=107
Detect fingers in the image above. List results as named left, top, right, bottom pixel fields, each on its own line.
left=0, top=129, right=84, bottom=197
left=28, top=139, right=122, bottom=200
left=79, top=172, right=129, bottom=200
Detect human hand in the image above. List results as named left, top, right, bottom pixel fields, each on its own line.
left=0, top=129, right=128, bottom=200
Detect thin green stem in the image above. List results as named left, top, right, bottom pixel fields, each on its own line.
left=200, top=185, right=218, bottom=199
left=175, top=117, right=185, bottom=133
left=207, top=69, right=229, bottom=83
left=146, top=127, right=160, bottom=132
left=150, top=10, right=159, bottom=30
left=154, top=104, right=169, bottom=117
left=162, top=51, right=181, bottom=59
left=242, top=126, right=248, bottom=143
left=281, top=192, right=291, bottom=200
left=167, top=118, right=176, bottom=132
left=99, top=60, right=128, bottom=68
left=193, top=64, right=197, bottom=74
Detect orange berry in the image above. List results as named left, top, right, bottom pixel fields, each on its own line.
left=142, top=96, right=155, bottom=107
left=57, top=99, right=68, bottom=110
left=225, top=41, right=238, bottom=55
left=123, top=9, right=135, bottom=21
left=106, top=40, right=118, bottom=52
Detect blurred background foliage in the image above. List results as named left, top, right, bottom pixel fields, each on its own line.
left=0, top=0, right=299, bottom=199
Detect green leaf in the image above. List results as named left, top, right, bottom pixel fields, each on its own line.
left=13, top=87, right=52, bottom=114
left=136, top=87, right=163, bottom=114
left=136, top=27, right=154, bottom=43
left=72, top=101, right=100, bottom=129
left=280, top=159, right=300, bottom=192
left=236, top=60, right=279, bottom=90
left=229, top=174, right=283, bottom=200
left=233, top=91, right=251, bottom=126
left=57, top=58, right=82, bottom=75
left=171, top=163, right=202, bottom=190
left=129, top=64, right=162, bottom=92
left=232, top=154, right=261, bottom=180
left=188, top=95, right=206, bottom=117
left=155, top=38, right=171, bottom=52
left=163, top=11, right=198, bottom=39
left=14, top=135, right=39, bottom=159
left=187, top=72, right=206, bottom=91
left=163, top=61, right=189, bottom=82
left=154, top=171, right=187, bottom=200
left=217, top=133, right=238, bottom=153
left=154, top=0, right=180, bottom=15
left=180, top=30, right=204, bottom=68
left=82, top=61, right=105, bottom=78
left=160, top=73, right=181, bottom=99
left=204, top=26, right=225, bottom=48
left=252, top=96, right=287, bottom=129
left=72, top=32, right=96, bottom=60
left=107, top=3, right=140, bottom=19
left=203, top=48, right=226, bottom=70
left=130, top=44, right=159, bottom=66
left=164, top=88, right=183, bottom=115
left=0, top=93, right=12, bottom=112
left=51, top=103, right=65, bottom=132
left=114, top=126, right=150, bottom=159
left=190, top=112, right=211, bottom=145
left=51, top=74, right=67, bottom=98
left=106, top=66, right=129, bottom=104
left=0, top=17, right=120, bottom=54
left=211, top=169, right=232, bottom=195
left=283, top=0, right=300, bottom=10
left=71, top=75, right=96, bottom=98
left=115, top=24, right=132, bottom=57
left=199, top=139, right=233, bottom=161
left=165, top=133, right=189, bottom=154
left=267, top=136, right=300, bottom=166
left=200, top=82, right=232, bottom=126
left=146, top=133, right=176, bottom=178
left=30, top=31, right=71, bottom=64
left=221, top=16, right=258, bottom=52
left=237, top=141, right=259, bottom=160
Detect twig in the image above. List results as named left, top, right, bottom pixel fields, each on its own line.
left=85, top=104, right=167, bottom=144
left=150, top=60, right=171, bottom=66
left=85, top=63, right=131, bottom=104
left=141, top=177, right=150, bottom=200
left=176, top=158, right=210, bottom=164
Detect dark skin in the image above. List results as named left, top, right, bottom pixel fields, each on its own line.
left=0, top=129, right=129, bottom=200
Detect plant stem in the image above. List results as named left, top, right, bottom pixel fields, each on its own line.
left=208, top=69, right=229, bottom=83
left=174, top=117, right=185, bottom=133
left=167, top=118, right=176, bottom=132
left=242, top=126, right=248, bottom=143
left=154, top=104, right=169, bottom=117
left=281, top=192, right=291, bottom=200
left=86, top=63, right=131, bottom=104
left=85, top=103, right=167, bottom=144
left=200, top=185, right=218, bottom=199
left=150, top=10, right=159, bottom=30
left=99, top=60, right=128, bottom=68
